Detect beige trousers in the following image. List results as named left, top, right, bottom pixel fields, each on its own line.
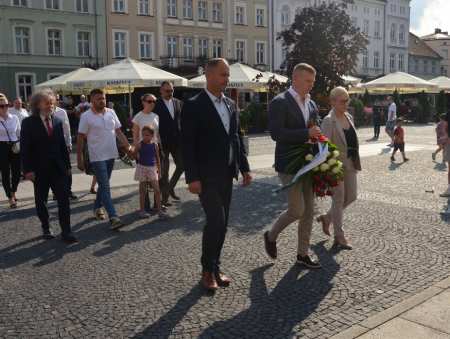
left=268, top=174, right=314, bottom=256
left=326, top=169, right=357, bottom=237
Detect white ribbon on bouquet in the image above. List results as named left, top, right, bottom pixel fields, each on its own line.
left=275, top=142, right=330, bottom=192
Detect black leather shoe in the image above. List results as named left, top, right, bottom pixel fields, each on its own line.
left=42, top=229, right=55, bottom=240
left=61, top=234, right=78, bottom=244
left=296, top=255, right=321, bottom=269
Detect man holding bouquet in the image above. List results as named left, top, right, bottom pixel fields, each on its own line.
left=264, top=63, right=322, bottom=269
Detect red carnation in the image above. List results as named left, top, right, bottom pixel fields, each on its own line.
left=326, top=190, right=333, bottom=196
left=318, top=135, right=328, bottom=142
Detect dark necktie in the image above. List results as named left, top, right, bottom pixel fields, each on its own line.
left=45, top=117, right=53, bottom=137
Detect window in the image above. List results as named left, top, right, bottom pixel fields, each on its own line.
left=76, top=0, right=89, bottom=12
left=256, top=8, right=265, bottom=27
left=46, top=0, right=60, bottom=9
left=399, top=25, right=405, bottom=44
left=398, top=54, right=404, bottom=71
left=390, top=23, right=397, bottom=43
left=351, top=4, right=357, bottom=11
left=432, top=61, right=437, bottom=74
left=400, top=6, right=406, bottom=15
left=362, top=49, right=368, bottom=68
left=374, top=21, right=381, bottom=38
left=390, top=53, right=396, bottom=72
left=212, top=39, right=222, bottom=58
left=375, top=8, right=381, bottom=16
left=442, top=49, right=449, bottom=58
left=281, top=48, right=288, bottom=66
left=351, top=17, right=358, bottom=28
left=281, top=6, right=291, bottom=26
left=374, top=51, right=380, bottom=69
left=113, top=30, right=128, bottom=58
left=77, top=31, right=91, bottom=57
left=183, top=37, right=193, bottom=60
left=390, top=4, right=396, bottom=13
left=12, top=0, right=27, bottom=6
left=414, top=59, right=419, bottom=73
left=198, top=38, right=208, bottom=58
left=15, top=27, right=31, bottom=54
left=424, top=59, right=429, bottom=74
left=235, top=5, right=245, bottom=25
left=198, top=0, right=207, bottom=21
left=183, top=0, right=193, bottom=19
left=47, top=29, right=62, bottom=56
left=113, top=0, right=126, bottom=13
left=138, top=0, right=150, bottom=15
left=212, top=2, right=222, bottom=22
left=363, top=7, right=369, bottom=15
left=167, top=36, right=177, bottom=57
left=235, top=40, right=246, bottom=62
left=363, top=20, right=369, bottom=36
left=139, top=32, right=152, bottom=59
left=167, top=0, right=177, bottom=17
left=16, top=73, right=34, bottom=101
left=256, top=42, right=265, bottom=64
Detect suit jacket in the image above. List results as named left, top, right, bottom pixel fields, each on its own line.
left=321, top=109, right=362, bottom=171
left=181, top=90, right=250, bottom=184
left=20, top=115, right=71, bottom=176
left=154, top=97, right=183, bottom=148
left=268, top=90, right=320, bottom=174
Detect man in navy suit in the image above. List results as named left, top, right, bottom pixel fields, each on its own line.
left=182, top=58, right=252, bottom=291
left=21, top=89, right=77, bottom=244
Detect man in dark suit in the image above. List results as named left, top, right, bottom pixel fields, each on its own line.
left=154, top=81, right=183, bottom=205
left=21, top=89, right=77, bottom=244
left=182, top=58, right=252, bottom=291
left=264, top=63, right=322, bottom=269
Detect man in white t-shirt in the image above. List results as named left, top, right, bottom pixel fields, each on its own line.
left=77, top=89, right=133, bottom=229
left=8, top=97, right=29, bottom=124
left=385, top=96, right=397, bottom=147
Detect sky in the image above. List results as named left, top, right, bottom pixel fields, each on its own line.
left=410, top=0, right=450, bottom=36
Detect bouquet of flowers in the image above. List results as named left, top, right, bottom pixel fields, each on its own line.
left=281, top=135, right=344, bottom=197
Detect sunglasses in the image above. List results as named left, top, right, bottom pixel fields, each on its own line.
left=144, top=100, right=156, bottom=104
left=0, top=104, right=8, bottom=109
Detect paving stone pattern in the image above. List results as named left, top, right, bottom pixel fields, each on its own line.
left=0, top=149, right=449, bottom=338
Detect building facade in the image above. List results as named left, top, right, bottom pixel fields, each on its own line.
left=270, top=0, right=411, bottom=79
left=408, top=32, right=442, bottom=80
left=0, top=0, right=107, bottom=100
left=421, top=28, right=450, bottom=77
left=106, top=0, right=270, bottom=76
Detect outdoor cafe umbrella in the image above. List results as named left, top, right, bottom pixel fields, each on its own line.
left=68, top=58, right=188, bottom=116
left=360, top=72, right=438, bottom=94
left=429, top=76, right=450, bottom=93
left=34, top=67, right=94, bottom=94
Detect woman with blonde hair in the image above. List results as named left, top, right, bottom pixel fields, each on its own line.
left=317, top=87, right=361, bottom=249
left=0, top=93, right=21, bottom=208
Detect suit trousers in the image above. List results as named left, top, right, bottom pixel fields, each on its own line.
left=160, top=143, right=184, bottom=201
left=34, top=168, right=71, bottom=236
left=269, top=174, right=314, bottom=256
left=199, top=172, right=233, bottom=273
left=326, top=169, right=357, bottom=237
left=0, top=142, right=21, bottom=199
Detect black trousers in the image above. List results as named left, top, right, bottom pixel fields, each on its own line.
left=34, top=168, right=71, bottom=236
left=199, top=172, right=234, bottom=273
left=160, top=143, right=184, bottom=201
left=0, top=142, right=21, bottom=199
left=374, top=122, right=381, bottom=138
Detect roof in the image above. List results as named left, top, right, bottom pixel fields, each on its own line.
left=409, top=33, right=442, bottom=59
left=421, top=30, right=450, bottom=41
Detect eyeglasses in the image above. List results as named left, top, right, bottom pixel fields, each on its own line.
left=0, top=104, right=8, bottom=109
left=144, top=100, right=156, bottom=104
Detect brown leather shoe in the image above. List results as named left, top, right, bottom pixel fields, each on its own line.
left=201, top=272, right=218, bottom=291
left=215, top=271, right=231, bottom=287
left=264, top=231, right=277, bottom=259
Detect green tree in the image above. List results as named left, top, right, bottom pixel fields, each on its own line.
left=279, top=1, right=368, bottom=96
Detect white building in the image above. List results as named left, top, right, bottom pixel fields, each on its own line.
left=270, top=0, right=411, bottom=79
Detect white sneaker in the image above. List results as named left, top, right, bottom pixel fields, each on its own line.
left=94, top=208, right=106, bottom=220
left=439, top=188, right=450, bottom=198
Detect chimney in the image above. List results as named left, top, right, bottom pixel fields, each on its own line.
left=435, top=28, right=442, bottom=34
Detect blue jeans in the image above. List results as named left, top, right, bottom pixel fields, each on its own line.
left=91, top=159, right=116, bottom=219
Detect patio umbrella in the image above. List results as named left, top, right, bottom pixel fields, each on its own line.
left=35, top=68, right=94, bottom=94
left=342, top=75, right=361, bottom=86
left=68, top=58, right=188, bottom=116
left=360, top=72, right=438, bottom=94
left=429, top=76, right=450, bottom=93
left=188, top=63, right=283, bottom=90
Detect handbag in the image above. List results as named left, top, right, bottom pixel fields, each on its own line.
left=0, top=120, right=20, bottom=154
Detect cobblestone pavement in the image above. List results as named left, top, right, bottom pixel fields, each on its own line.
left=1, top=137, right=449, bottom=338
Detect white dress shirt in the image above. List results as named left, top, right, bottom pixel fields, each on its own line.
left=0, top=113, right=20, bottom=142
left=288, top=86, right=311, bottom=124
left=53, top=106, right=72, bottom=147
left=205, top=89, right=233, bottom=164
left=8, top=107, right=29, bottom=124
left=163, top=98, right=175, bottom=120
